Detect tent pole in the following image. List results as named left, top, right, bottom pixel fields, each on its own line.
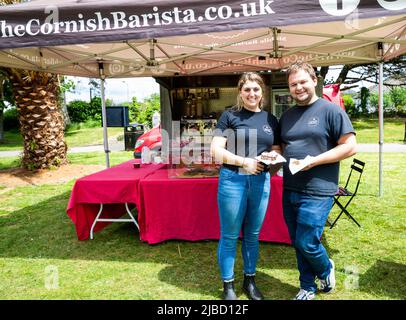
left=99, top=62, right=110, bottom=168
left=378, top=61, right=384, bottom=197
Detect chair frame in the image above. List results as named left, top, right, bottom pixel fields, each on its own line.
left=330, top=158, right=365, bottom=229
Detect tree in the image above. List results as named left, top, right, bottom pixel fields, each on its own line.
left=8, top=69, right=68, bottom=169
left=320, top=56, right=406, bottom=90
left=0, top=70, right=14, bottom=141
left=369, top=92, right=393, bottom=115
left=66, top=96, right=103, bottom=123
left=369, top=87, right=406, bottom=116
left=341, top=94, right=357, bottom=117
left=388, top=87, right=406, bottom=115
left=128, top=96, right=143, bottom=123
left=58, top=76, right=75, bottom=128
left=0, top=0, right=67, bottom=169
left=88, top=78, right=101, bottom=100
left=137, top=93, right=160, bottom=128
left=359, top=87, right=370, bottom=114
left=127, top=93, right=160, bottom=127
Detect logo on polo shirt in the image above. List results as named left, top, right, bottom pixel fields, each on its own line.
left=308, top=117, right=319, bottom=127
left=263, top=125, right=273, bottom=135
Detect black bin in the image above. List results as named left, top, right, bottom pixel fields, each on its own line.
left=124, top=123, right=145, bottom=151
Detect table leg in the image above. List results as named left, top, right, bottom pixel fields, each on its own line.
left=89, top=203, right=139, bottom=240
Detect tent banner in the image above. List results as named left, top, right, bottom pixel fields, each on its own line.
left=0, top=36, right=382, bottom=77
left=0, top=0, right=405, bottom=49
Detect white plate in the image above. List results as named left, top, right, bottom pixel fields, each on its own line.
left=289, top=156, right=313, bottom=175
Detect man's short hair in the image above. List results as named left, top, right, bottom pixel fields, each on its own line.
left=286, top=61, right=317, bottom=81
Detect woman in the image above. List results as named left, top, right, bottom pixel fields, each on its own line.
left=211, top=72, right=281, bottom=300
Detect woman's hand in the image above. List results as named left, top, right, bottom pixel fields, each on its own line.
left=242, top=158, right=265, bottom=175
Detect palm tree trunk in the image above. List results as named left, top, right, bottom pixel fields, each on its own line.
left=10, top=71, right=67, bottom=169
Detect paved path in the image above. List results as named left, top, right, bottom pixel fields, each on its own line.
left=356, top=143, right=406, bottom=152
left=1, top=142, right=406, bottom=158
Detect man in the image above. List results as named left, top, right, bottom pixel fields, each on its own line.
left=279, top=61, right=357, bottom=300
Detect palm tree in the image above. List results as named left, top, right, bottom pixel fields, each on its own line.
left=1, top=1, right=67, bottom=169
left=7, top=70, right=67, bottom=169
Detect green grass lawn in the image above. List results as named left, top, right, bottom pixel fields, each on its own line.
left=67, top=151, right=133, bottom=166
left=352, top=117, right=405, bottom=143
left=0, top=156, right=21, bottom=170
left=0, top=126, right=123, bottom=151
left=0, top=130, right=23, bottom=151
left=64, top=126, right=123, bottom=149
left=0, top=152, right=405, bottom=300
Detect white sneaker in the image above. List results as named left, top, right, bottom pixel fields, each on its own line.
left=320, top=259, right=336, bottom=293
left=294, top=288, right=316, bottom=300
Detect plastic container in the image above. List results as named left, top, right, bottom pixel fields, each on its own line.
left=141, top=146, right=151, bottom=164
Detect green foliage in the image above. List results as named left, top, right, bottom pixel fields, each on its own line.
left=388, top=87, right=406, bottom=116
left=128, top=97, right=142, bottom=123
left=3, top=107, right=19, bottom=131
left=67, top=93, right=159, bottom=127
left=88, top=97, right=102, bottom=121
left=359, top=87, right=370, bottom=114
left=369, top=92, right=393, bottom=115
left=67, top=97, right=102, bottom=123
left=350, top=86, right=406, bottom=117
left=0, top=73, right=14, bottom=111
left=59, top=78, right=75, bottom=94
left=28, top=140, right=37, bottom=151
left=342, top=94, right=357, bottom=117
left=128, top=93, right=160, bottom=127
left=105, top=98, right=114, bottom=107
left=25, top=162, right=37, bottom=171
left=66, top=100, right=90, bottom=123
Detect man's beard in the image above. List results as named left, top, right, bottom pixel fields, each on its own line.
left=295, top=92, right=314, bottom=105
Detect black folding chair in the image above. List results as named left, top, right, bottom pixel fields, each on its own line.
left=329, top=158, right=365, bottom=229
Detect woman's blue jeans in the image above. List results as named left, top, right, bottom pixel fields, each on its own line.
left=282, top=190, right=334, bottom=292
left=217, top=167, right=270, bottom=281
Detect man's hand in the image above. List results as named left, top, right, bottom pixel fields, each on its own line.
left=300, top=156, right=316, bottom=171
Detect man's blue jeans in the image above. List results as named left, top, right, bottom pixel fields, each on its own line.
left=283, top=190, right=334, bottom=292
left=217, top=167, right=270, bottom=281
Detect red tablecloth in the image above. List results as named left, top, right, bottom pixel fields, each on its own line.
left=66, top=160, right=165, bottom=240
left=66, top=160, right=291, bottom=245
left=138, top=169, right=291, bottom=245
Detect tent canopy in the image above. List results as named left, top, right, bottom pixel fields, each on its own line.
left=0, top=0, right=405, bottom=77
